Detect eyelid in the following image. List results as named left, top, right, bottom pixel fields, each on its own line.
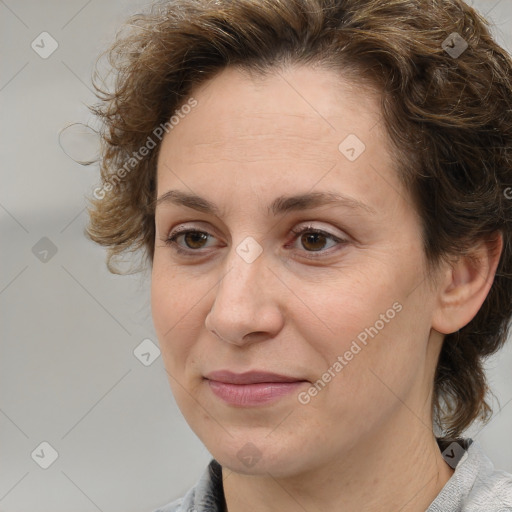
left=164, top=221, right=349, bottom=257
left=290, top=221, right=347, bottom=240
left=167, top=221, right=345, bottom=241
left=287, top=225, right=348, bottom=257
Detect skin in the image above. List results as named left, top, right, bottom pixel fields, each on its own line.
left=151, top=64, right=502, bottom=512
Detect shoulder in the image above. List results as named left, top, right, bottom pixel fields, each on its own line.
left=460, top=468, right=512, bottom=511
left=464, top=463, right=512, bottom=511
left=152, top=497, right=184, bottom=512
left=152, top=459, right=225, bottom=512
left=428, top=439, right=512, bottom=512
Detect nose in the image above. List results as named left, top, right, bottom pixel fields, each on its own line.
left=204, top=244, right=285, bottom=347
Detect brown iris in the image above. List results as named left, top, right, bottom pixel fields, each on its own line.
left=300, top=232, right=327, bottom=251
left=183, top=232, right=209, bottom=249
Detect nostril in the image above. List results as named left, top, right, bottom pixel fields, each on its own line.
left=211, top=328, right=234, bottom=343
left=244, top=331, right=267, bottom=341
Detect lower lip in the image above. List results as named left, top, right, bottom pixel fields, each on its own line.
left=207, top=380, right=306, bottom=407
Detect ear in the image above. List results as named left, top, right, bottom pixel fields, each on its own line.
left=431, top=233, right=503, bottom=335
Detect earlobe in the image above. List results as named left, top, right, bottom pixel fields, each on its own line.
left=431, top=233, right=503, bottom=335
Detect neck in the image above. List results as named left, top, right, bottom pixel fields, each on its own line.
left=221, top=416, right=454, bottom=512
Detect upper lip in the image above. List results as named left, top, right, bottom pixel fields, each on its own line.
left=204, top=370, right=305, bottom=384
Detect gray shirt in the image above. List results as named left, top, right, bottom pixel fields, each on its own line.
left=153, top=439, right=512, bottom=511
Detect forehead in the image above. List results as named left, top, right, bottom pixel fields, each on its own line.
left=166, top=65, right=380, bottom=146
left=155, top=65, right=403, bottom=215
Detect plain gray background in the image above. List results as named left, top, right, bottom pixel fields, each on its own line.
left=1, top=1, right=511, bottom=511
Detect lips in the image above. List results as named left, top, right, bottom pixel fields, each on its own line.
left=204, top=370, right=308, bottom=406
left=204, top=370, right=304, bottom=385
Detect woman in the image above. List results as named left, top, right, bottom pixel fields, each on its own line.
left=86, top=0, right=512, bottom=510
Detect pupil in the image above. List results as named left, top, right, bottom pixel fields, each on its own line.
left=182, top=232, right=327, bottom=251
left=185, top=232, right=207, bottom=248
left=302, top=233, right=325, bottom=251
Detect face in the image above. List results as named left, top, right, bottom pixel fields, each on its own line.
left=151, top=64, right=443, bottom=478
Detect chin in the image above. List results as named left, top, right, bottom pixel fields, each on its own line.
left=206, top=435, right=317, bottom=478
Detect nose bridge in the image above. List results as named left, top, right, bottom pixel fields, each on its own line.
left=206, top=239, right=282, bottom=344
left=215, top=240, right=267, bottom=313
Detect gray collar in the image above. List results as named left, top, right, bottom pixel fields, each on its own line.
left=159, top=438, right=512, bottom=512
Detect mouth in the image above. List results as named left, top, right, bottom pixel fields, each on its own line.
left=204, top=370, right=309, bottom=407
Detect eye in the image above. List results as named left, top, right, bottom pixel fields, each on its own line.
left=164, top=229, right=217, bottom=255
left=163, top=224, right=348, bottom=258
left=288, top=225, right=347, bottom=256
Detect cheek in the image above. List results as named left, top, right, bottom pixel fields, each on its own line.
left=151, top=265, right=176, bottom=338
left=322, top=304, right=430, bottom=429
left=298, top=272, right=428, bottom=403
left=295, top=274, right=392, bottom=354
left=151, top=256, right=198, bottom=330
left=151, top=263, right=196, bottom=358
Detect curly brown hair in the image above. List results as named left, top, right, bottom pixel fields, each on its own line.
left=85, top=0, right=512, bottom=440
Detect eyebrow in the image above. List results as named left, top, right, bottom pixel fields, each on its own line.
left=154, top=189, right=377, bottom=216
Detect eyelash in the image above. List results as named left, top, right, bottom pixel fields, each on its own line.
left=164, top=225, right=348, bottom=259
